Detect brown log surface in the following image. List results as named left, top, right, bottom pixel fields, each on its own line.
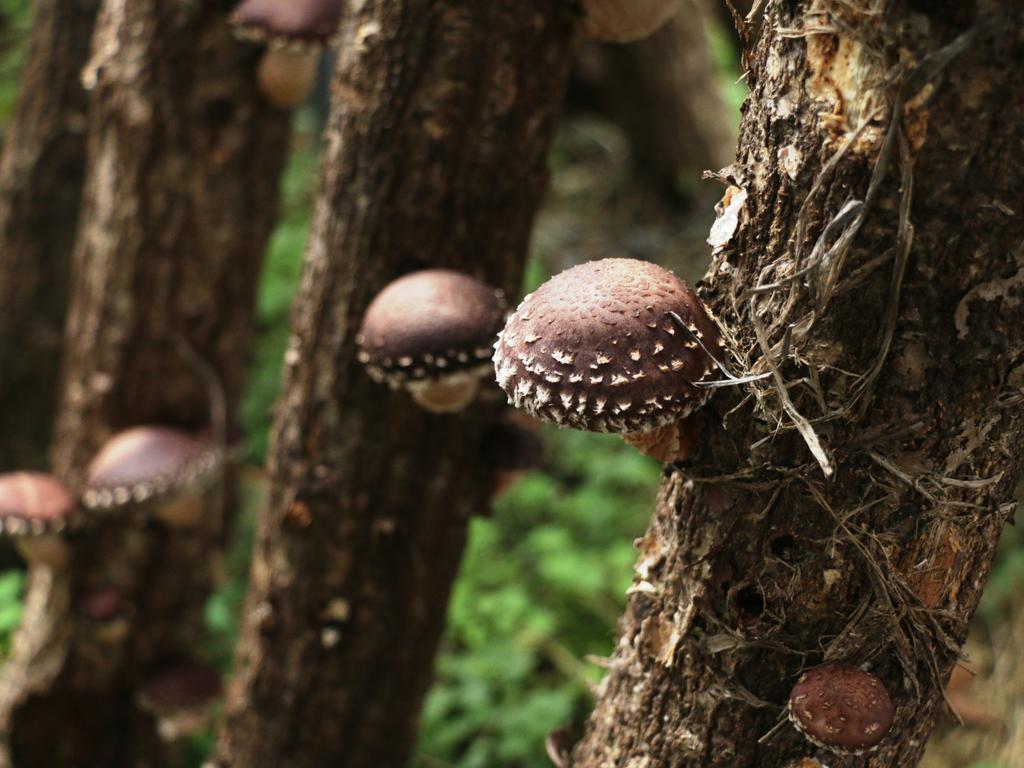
left=213, top=2, right=576, bottom=766
left=0, top=0, right=291, bottom=764
left=0, top=0, right=99, bottom=470
left=572, top=2, right=1024, bottom=767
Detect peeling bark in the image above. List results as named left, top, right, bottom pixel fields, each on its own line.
left=212, top=3, right=575, bottom=766
left=572, top=2, right=1024, bottom=767
left=0, top=1, right=291, bottom=765
left=0, top=0, right=99, bottom=470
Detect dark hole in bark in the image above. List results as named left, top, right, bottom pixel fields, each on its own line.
left=770, top=533, right=797, bottom=560
left=887, top=503, right=922, bottom=540
left=204, top=97, right=235, bottom=129
left=734, top=584, right=765, bottom=618
left=630, top=592, right=657, bottom=623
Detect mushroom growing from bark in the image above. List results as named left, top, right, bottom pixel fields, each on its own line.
left=358, top=269, right=508, bottom=414
left=0, top=472, right=79, bottom=568
left=580, top=0, right=679, bottom=43
left=83, top=426, right=222, bottom=528
left=493, top=258, right=721, bottom=461
left=79, top=586, right=133, bottom=643
left=229, top=0, right=342, bottom=109
left=787, top=662, right=894, bottom=754
left=138, top=658, right=223, bottom=740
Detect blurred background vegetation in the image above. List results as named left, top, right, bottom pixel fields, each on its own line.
left=0, top=1, right=1020, bottom=766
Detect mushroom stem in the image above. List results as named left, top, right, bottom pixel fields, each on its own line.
left=92, top=617, right=131, bottom=644
left=256, top=47, right=320, bottom=109
left=156, top=709, right=211, bottom=741
left=16, top=536, right=68, bottom=569
left=409, top=377, right=480, bottom=414
left=621, top=412, right=704, bottom=463
left=154, top=492, right=206, bottom=529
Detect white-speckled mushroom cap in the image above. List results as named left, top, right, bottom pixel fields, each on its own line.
left=788, top=663, right=894, bottom=754
left=0, top=473, right=78, bottom=535
left=493, top=258, right=722, bottom=434
left=83, top=427, right=221, bottom=511
left=357, top=269, right=507, bottom=388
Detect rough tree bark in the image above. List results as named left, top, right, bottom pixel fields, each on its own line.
left=212, top=3, right=575, bottom=767
left=574, top=0, right=736, bottom=190
left=0, top=0, right=99, bottom=470
left=0, top=1, right=291, bottom=765
left=572, top=2, right=1024, bottom=767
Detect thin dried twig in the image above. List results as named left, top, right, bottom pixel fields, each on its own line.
left=750, top=298, right=833, bottom=477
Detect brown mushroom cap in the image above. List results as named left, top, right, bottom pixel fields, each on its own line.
left=138, top=659, right=222, bottom=716
left=83, top=426, right=220, bottom=510
left=581, top=0, right=679, bottom=43
left=79, top=587, right=129, bottom=623
left=788, top=663, right=894, bottom=754
left=493, top=258, right=721, bottom=434
left=229, top=0, right=342, bottom=45
left=357, top=269, right=507, bottom=388
left=0, top=473, right=78, bottom=534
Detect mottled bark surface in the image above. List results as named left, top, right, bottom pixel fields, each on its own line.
left=213, top=3, right=575, bottom=767
left=576, top=0, right=736, bottom=187
left=573, top=2, right=1024, bottom=767
left=0, top=1, right=291, bottom=765
left=0, top=0, right=99, bottom=470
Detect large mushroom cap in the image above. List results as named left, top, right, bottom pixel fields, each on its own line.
left=494, top=258, right=721, bottom=434
left=229, top=0, right=343, bottom=44
left=0, top=473, right=77, bottom=534
left=788, top=663, right=894, bottom=754
left=581, top=0, right=679, bottom=43
left=84, top=426, right=220, bottom=510
left=357, top=269, right=507, bottom=387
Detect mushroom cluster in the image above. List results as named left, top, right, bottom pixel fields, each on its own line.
left=229, top=0, right=343, bottom=109
left=493, top=258, right=721, bottom=461
left=787, top=663, right=894, bottom=754
left=357, top=269, right=508, bottom=414
left=579, top=0, right=679, bottom=43
left=0, top=424, right=224, bottom=567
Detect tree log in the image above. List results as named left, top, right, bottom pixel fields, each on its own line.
left=572, top=2, right=1024, bottom=767
left=0, top=1, right=291, bottom=765
left=212, top=2, right=576, bottom=766
left=0, top=0, right=99, bottom=470
left=576, top=0, right=737, bottom=190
